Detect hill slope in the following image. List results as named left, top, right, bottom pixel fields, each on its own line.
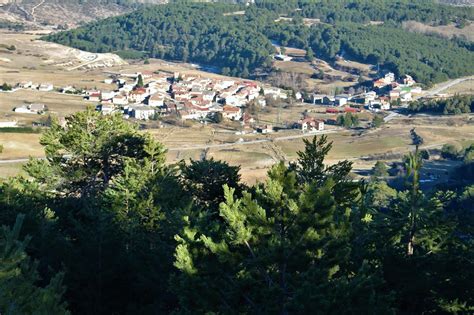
left=0, top=0, right=167, bottom=28
left=44, top=2, right=474, bottom=84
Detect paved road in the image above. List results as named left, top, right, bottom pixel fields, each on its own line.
left=424, top=77, right=473, bottom=98
left=384, top=76, right=474, bottom=123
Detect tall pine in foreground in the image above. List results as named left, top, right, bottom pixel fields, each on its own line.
left=173, top=136, right=393, bottom=314
left=0, top=108, right=188, bottom=314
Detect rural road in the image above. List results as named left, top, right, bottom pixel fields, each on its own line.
left=0, top=129, right=341, bottom=164
left=384, top=76, right=474, bottom=123
left=424, top=77, right=473, bottom=98
left=0, top=137, right=452, bottom=166
left=168, top=129, right=341, bottom=151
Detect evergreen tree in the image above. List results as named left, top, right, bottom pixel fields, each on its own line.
left=136, top=74, right=144, bottom=88
left=174, top=162, right=392, bottom=313
left=173, top=137, right=391, bottom=313
left=180, top=158, right=242, bottom=211
left=0, top=214, right=69, bottom=314
left=372, top=161, right=388, bottom=178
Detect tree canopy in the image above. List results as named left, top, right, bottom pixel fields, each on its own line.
left=43, top=1, right=474, bottom=84
left=0, top=110, right=473, bottom=314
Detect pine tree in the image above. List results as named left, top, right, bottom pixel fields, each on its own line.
left=173, top=140, right=392, bottom=313
left=372, top=161, right=388, bottom=178
left=0, top=214, right=70, bottom=314
left=136, top=74, right=144, bottom=88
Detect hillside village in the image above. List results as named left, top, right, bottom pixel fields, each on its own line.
left=2, top=69, right=429, bottom=133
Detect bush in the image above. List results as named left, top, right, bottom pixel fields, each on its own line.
left=372, top=115, right=384, bottom=128
left=441, top=144, right=461, bottom=160
left=1, top=82, right=12, bottom=91
left=372, top=161, right=388, bottom=177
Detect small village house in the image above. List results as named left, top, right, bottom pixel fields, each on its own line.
left=148, top=93, right=166, bottom=107
left=129, top=106, right=156, bottom=120
left=222, top=105, right=242, bottom=120
left=294, top=118, right=324, bottom=133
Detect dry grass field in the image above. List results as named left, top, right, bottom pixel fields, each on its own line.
left=1, top=115, right=473, bottom=183
left=0, top=162, right=27, bottom=179
left=444, top=79, right=474, bottom=95
left=0, top=132, right=42, bottom=159
left=274, top=60, right=314, bottom=75
left=0, top=90, right=91, bottom=123
left=403, top=21, right=474, bottom=42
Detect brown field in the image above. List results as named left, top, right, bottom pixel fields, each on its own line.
left=445, top=79, right=474, bottom=95
left=0, top=133, right=43, bottom=159
left=335, top=59, right=375, bottom=74
left=274, top=60, right=314, bottom=75
left=0, top=162, right=27, bottom=179
left=1, top=115, right=473, bottom=183
left=0, top=90, right=90, bottom=123
left=403, top=21, right=474, bottom=42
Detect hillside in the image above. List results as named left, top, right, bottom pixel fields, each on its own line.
left=44, top=1, right=474, bottom=84
left=0, top=0, right=167, bottom=28
left=438, top=0, right=474, bottom=6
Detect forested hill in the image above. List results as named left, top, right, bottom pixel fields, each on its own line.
left=44, top=1, right=474, bottom=84
left=256, top=0, right=474, bottom=24
left=44, top=3, right=274, bottom=77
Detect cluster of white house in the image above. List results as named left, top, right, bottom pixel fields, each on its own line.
left=15, top=81, right=54, bottom=92
left=92, top=71, right=288, bottom=121
left=312, top=73, right=423, bottom=112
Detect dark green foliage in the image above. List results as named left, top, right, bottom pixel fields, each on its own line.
left=180, top=158, right=241, bottom=210
left=213, top=111, right=224, bottom=123
left=0, top=108, right=187, bottom=314
left=1, top=112, right=474, bottom=314
left=0, top=127, right=42, bottom=134
left=0, top=21, right=25, bottom=31
left=44, top=3, right=274, bottom=77
left=115, top=49, right=147, bottom=60
left=441, top=144, right=461, bottom=160
left=409, top=95, right=474, bottom=114
left=260, top=0, right=474, bottom=25
left=292, top=135, right=353, bottom=187
left=337, top=112, right=360, bottom=128
left=372, top=115, right=384, bottom=128
left=43, top=2, right=474, bottom=83
left=1, top=82, right=12, bottom=91
left=372, top=161, right=388, bottom=177
left=306, top=23, right=474, bottom=85
left=136, top=74, right=144, bottom=88
left=410, top=128, right=424, bottom=148
left=173, top=137, right=390, bottom=313
left=0, top=214, right=70, bottom=314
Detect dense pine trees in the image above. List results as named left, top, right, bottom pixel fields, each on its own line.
left=44, top=2, right=474, bottom=84
left=0, top=110, right=473, bottom=314
left=409, top=95, right=474, bottom=114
